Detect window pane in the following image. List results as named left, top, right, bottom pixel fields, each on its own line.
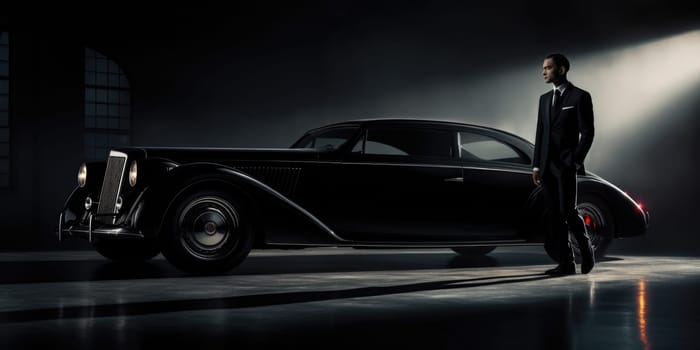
left=460, top=132, right=526, bottom=164
left=0, top=80, right=8, bottom=94
left=109, top=73, right=120, bottom=87
left=0, top=111, right=7, bottom=126
left=85, top=102, right=96, bottom=115
left=96, top=73, right=107, bottom=86
left=0, top=62, right=8, bottom=76
left=85, top=71, right=95, bottom=85
left=0, top=159, right=8, bottom=172
left=95, top=88, right=106, bottom=102
left=96, top=104, right=107, bottom=116
left=0, top=46, right=8, bottom=60
left=0, top=172, right=7, bottom=186
left=298, top=127, right=358, bottom=151
left=0, top=95, right=7, bottom=109
left=85, top=57, right=95, bottom=71
left=0, top=142, right=8, bottom=156
left=97, top=58, right=108, bottom=72
left=0, top=128, right=8, bottom=142
left=108, top=104, right=118, bottom=117
left=365, top=128, right=452, bottom=158
left=108, top=89, right=119, bottom=103
left=96, top=117, right=108, bottom=129
left=365, top=141, right=408, bottom=156
left=85, top=88, right=95, bottom=101
left=108, top=118, right=119, bottom=129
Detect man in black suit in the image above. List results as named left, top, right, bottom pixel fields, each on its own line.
left=532, top=53, right=595, bottom=275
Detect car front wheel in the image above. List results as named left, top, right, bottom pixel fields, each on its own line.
left=161, top=190, right=254, bottom=274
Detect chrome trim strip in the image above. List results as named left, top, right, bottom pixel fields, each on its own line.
left=88, top=213, right=93, bottom=243
left=443, top=177, right=464, bottom=183
left=64, top=226, right=144, bottom=238
left=257, top=159, right=533, bottom=175
left=58, top=212, right=63, bottom=242
left=457, top=131, right=462, bottom=158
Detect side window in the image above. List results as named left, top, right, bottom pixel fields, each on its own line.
left=460, top=132, right=528, bottom=164
left=295, top=127, right=358, bottom=152
left=360, top=127, right=453, bottom=158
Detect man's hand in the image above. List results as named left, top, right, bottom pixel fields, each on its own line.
left=532, top=168, right=542, bottom=186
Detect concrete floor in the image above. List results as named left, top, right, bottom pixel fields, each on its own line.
left=0, top=247, right=698, bottom=349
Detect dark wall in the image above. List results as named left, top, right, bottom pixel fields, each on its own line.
left=2, top=1, right=699, bottom=253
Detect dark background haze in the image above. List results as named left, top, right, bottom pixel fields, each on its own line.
left=1, top=1, right=699, bottom=254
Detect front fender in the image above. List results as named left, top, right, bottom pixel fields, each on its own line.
left=133, top=162, right=344, bottom=246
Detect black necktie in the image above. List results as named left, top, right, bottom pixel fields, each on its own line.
left=551, top=89, right=562, bottom=116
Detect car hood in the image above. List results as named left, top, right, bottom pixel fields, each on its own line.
left=114, top=147, right=322, bottom=164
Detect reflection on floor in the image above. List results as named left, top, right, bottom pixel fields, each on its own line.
left=0, top=247, right=698, bottom=349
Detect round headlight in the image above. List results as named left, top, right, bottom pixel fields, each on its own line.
left=129, top=161, right=138, bottom=187
left=77, top=163, right=87, bottom=188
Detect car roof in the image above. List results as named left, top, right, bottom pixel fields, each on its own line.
left=305, top=118, right=533, bottom=146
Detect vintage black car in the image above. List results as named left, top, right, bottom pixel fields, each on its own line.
left=58, top=119, right=649, bottom=273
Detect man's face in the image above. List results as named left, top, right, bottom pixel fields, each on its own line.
left=542, top=58, right=564, bottom=84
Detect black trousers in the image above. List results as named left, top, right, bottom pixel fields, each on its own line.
left=542, top=163, right=588, bottom=265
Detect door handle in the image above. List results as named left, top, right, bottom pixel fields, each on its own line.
left=444, top=177, right=464, bottom=183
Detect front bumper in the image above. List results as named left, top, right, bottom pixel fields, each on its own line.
left=58, top=212, right=144, bottom=242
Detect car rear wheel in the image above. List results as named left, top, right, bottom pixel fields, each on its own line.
left=94, top=238, right=160, bottom=262
left=545, top=194, right=614, bottom=262
left=451, top=246, right=496, bottom=256
left=161, top=189, right=254, bottom=274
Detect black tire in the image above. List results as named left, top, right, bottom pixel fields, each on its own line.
left=451, top=246, right=497, bottom=256
left=160, top=188, right=254, bottom=274
left=544, top=193, right=614, bottom=262
left=94, top=238, right=160, bottom=263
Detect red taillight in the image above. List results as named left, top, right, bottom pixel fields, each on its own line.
left=584, top=215, right=591, bottom=225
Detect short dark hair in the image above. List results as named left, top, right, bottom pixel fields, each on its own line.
left=545, top=53, right=570, bottom=73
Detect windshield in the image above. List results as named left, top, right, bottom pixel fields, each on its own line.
left=291, top=127, right=359, bottom=152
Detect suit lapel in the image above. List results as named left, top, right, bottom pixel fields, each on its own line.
left=545, top=90, right=553, bottom=126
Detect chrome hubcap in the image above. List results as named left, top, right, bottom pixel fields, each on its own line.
left=178, top=196, right=241, bottom=260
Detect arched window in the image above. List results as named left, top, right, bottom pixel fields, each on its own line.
left=84, top=48, right=130, bottom=161
left=0, top=32, right=9, bottom=186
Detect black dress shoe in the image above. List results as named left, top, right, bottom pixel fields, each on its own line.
left=580, top=241, right=595, bottom=274
left=545, top=264, right=576, bottom=275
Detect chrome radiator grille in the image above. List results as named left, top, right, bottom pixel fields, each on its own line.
left=234, top=166, right=301, bottom=198
left=96, top=151, right=128, bottom=220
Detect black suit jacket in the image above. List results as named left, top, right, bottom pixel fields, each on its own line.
left=533, top=83, right=595, bottom=176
